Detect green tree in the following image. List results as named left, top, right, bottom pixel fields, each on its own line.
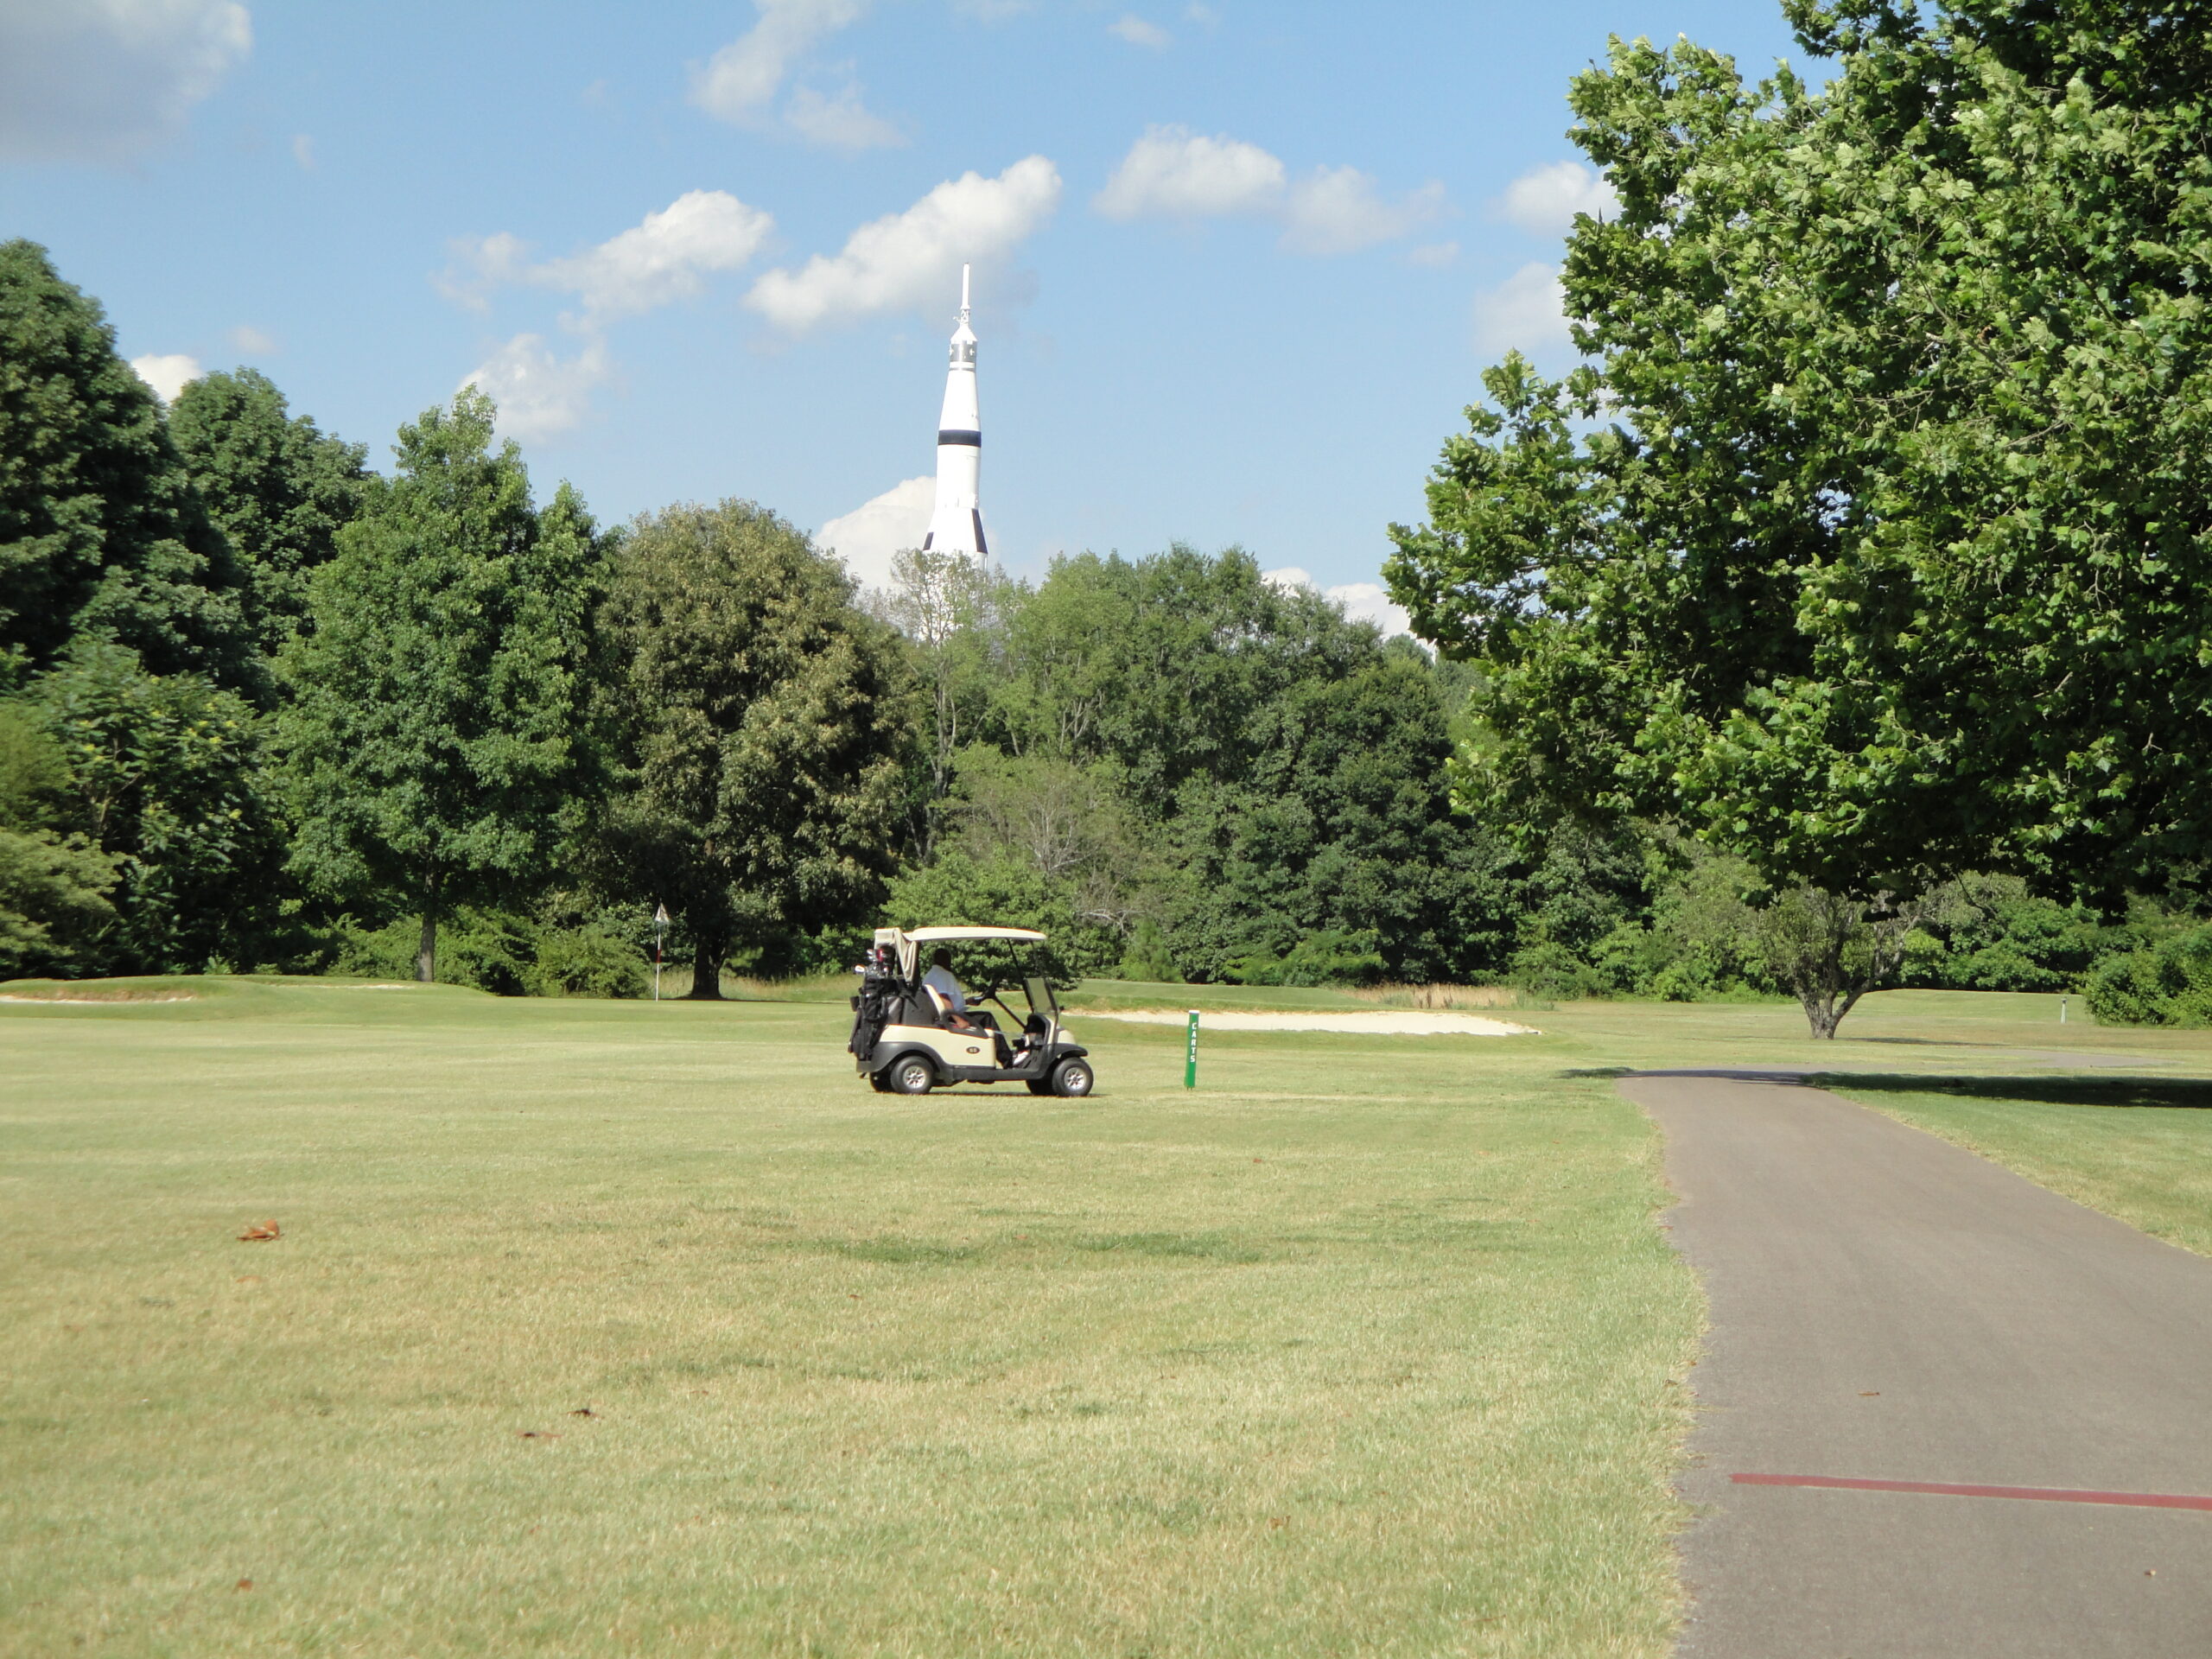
left=167, top=367, right=372, bottom=655
left=880, top=849, right=1099, bottom=985
left=598, top=500, right=917, bottom=996
left=995, top=547, right=1376, bottom=808
left=1163, top=646, right=1513, bottom=983
left=917, top=746, right=1159, bottom=969
left=278, top=391, right=607, bottom=982
left=0, top=702, right=116, bottom=976
left=0, top=240, right=258, bottom=696
left=1386, top=0, right=2212, bottom=1033
left=875, top=547, right=1005, bottom=827
left=29, top=641, right=283, bottom=972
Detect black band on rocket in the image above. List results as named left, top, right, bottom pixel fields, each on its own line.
left=937, top=429, right=982, bottom=447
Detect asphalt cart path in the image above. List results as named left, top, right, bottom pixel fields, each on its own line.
left=1623, top=1073, right=2212, bottom=1657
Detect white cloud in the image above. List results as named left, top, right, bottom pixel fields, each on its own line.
left=130, top=353, right=202, bottom=404
left=1471, top=261, right=1572, bottom=357
left=784, top=81, right=905, bottom=150
left=1499, top=159, right=1618, bottom=237
left=1094, top=125, right=1282, bottom=221
left=227, top=323, right=277, bottom=354
left=538, top=190, right=775, bottom=321
left=817, top=476, right=934, bottom=590
left=1263, top=567, right=1411, bottom=637
left=437, top=193, right=774, bottom=321
left=690, top=0, right=899, bottom=148
left=435, top=193, right=772, bottom=440
left=1281, top=167, right=1446, bottom=256
left=1408, top=240, right=1459, bottom=268
left=1322, top=581, right=1413, bottom=637
left=0, top=0, right=250, bottom=163
left=1109, top=15, right=1171, bottom=48
left=747, top=156, right=1062, bottom=334
left=1096, top=127, right=1445, bottom=256
left=691, top=0, right=864, bottom=124
left=435, top=231, right=533, bottom=312
left=460, top=334, right=613, bottom=444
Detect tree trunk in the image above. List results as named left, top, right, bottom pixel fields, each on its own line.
left=1800, top=988, right=1844, bottom=1039
left=416, top=914, right=436, bottom=983
left=685, top=937, right=726, bottom=1000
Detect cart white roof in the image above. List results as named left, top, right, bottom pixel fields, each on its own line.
left=899, top=926, right=1048, bottom=944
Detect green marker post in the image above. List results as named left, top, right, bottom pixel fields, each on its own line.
left=1185, top=1009, right=1199, bottom=1089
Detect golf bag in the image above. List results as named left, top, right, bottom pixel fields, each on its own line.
left=848, top=945, right=899, bottom=1060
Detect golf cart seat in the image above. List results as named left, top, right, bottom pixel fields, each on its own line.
left=924, top=982, right=1012, bottom=1061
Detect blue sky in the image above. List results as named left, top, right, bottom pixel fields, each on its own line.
left=1, top=0, right=1806, bottom=619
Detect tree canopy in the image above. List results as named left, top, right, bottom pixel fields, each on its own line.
left=1387, top=0, right=2212, bottom=906
left=278, top=391, right=607, bottom=981
left=168, top=367, right=372, bottom=655
left=0, top=239, right=258, bottom=697
left=1383, top=0, right=2212, bottom=1027
left=596, top=500, right=917, bottom=994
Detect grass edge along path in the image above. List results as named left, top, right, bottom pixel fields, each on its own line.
left=1825, top=1071, right=2212, bottom=1264
left=0, top=981, right=1700, bottom=1657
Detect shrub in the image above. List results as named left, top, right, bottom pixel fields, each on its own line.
left=326, top=905, right=646, bottom=998
left=1509, top=940, right=1606, bottom=1000
left=2085, top=928, right=2212, bottom=1027
left=1116, top=918, right=1179, bottom=982
left=1224, top=929, right=1386, bottom=988
left=531, top=922, right=644, bottom=998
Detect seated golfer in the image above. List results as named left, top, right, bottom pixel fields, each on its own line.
left=922, top=949, right=982, bottom=1031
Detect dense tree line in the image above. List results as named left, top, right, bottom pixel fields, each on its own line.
left=0, top=239, right=912, bottom=995
left=1385, top=0, right=2212, bottom=1031
left=8, top=42, right=2204, bottom=1034
left=0, top=237, right=1655, bottom=997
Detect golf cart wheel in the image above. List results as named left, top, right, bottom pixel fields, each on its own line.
left=1050, top=1058, right=1095, bottom=1098
left=1025, top=1077, right=1052, bottom=1096
left=868, top=1070, right=894, bottom=1093
left=888, top=1056, right=937, bottom=1096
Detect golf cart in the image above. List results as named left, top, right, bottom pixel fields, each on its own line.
left=848, top=925, right=1094, bottom=1096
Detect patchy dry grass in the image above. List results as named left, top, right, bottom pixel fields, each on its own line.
left=0, top=979, right=1696, bottom=1658
left=1351, top=983, right=1539, bottom=1013
left=16, top=979, right=2198, bottom=1654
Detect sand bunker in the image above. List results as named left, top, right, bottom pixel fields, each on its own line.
left=0, top=991, right=196, bottom=1004
left=1085, top=1009, right=1538, bottom=1036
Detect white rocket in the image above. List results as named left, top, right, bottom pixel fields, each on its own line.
left=920, top=264, right=986, bottom=556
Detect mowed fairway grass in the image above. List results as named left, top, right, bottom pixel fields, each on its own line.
left=12, top=982, right=2212, bottom=1656
left=1, top=981, right=1699, bottom=1658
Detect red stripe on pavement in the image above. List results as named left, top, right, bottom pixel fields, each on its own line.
left=1733, top=1472, right=2212, bottom=1511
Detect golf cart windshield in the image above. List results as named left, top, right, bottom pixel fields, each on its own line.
left=1023, top=974, right=1058, bottom=1019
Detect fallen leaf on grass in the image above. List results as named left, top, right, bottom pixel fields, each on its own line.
left=1859, top=1391, right=1879, bottom=1397
left=234, top=1274, right=262, bottom=1284
left=519, top=1430, right=559, bottom=1440
left=235, top=1579, right=253, bottom=1592
left=570, top=1407, right=595, bottom=1418
left=237, top=1221, right=280, bottom=1243
left=1268, top=1516, right=1288, bottom=1529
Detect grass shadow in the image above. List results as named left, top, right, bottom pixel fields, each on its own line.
left=1815, top=1072, right=2212, bottom=1111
